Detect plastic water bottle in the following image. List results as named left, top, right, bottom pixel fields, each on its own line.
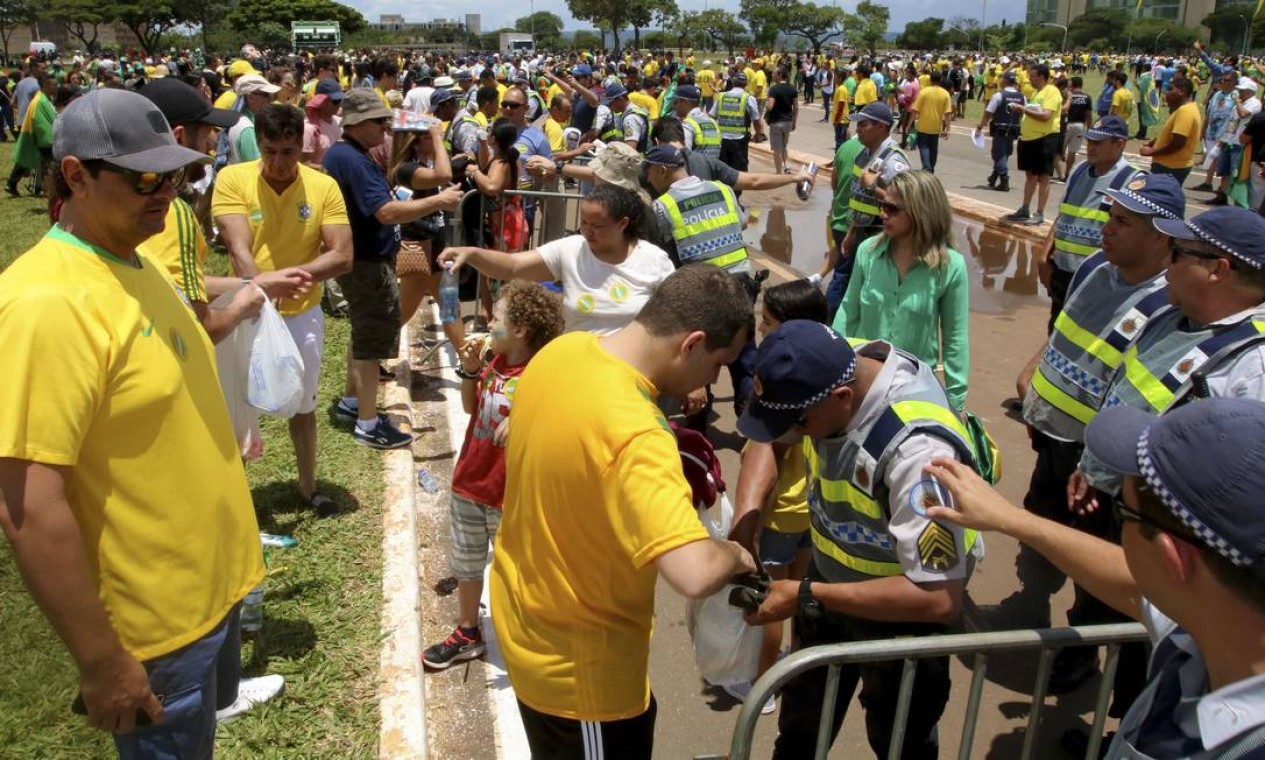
left=417, top=467, right=441, bottom=494
left=260, top=533, right=298, bottom=549
left=439, top=263, right=460, bottom=325
left=241, top=585, right=265, bottom=633
left=796, top=162, right=817, bottom=201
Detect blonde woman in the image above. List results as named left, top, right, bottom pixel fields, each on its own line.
left=832, top=170, right=970, bottom=410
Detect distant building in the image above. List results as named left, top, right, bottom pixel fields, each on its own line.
left=371, top=13, right=483, bottom=33
left=3, top=18, right=140, bottom=58
left=1026, top=0, right=1217, bottom=27
left=466, top=14, right=482, bottom=36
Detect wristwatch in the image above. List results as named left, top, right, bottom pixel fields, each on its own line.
left=798, top=577, right=824, bottom=620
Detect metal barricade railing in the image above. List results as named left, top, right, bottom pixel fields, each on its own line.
left=715, top=623, right=1149, bottom=760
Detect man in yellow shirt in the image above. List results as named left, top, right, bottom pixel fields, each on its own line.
left=910, top=70, right=954, bottom=172
left=629, top=77, right=662, bottom=122
left=697, top=62, right=718, bottom=111
left=0, top=89, right=263, bottom=757
left=751, top=59, right=769, bottom=122
left=1005, top=63, right=1062, bottom=226
left=489, top=265, right=758, bottom=757
left=1141, top=75, right=1202, bottom=185
left=214, top=104, right=354, bottom=514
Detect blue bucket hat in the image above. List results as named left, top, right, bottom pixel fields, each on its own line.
left=1153, top=206, right=1265, bottom=270
left=737, top=321, right=858, bottom=443
left=1086, top=398, right=1265, bottom=573
left=1104, top=173, right=1185, bottom=220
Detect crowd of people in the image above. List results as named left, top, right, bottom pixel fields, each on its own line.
left=0, top=37, right=1264, bottom=760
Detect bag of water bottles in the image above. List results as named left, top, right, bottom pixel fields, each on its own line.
left=686, top=495, right=762, bottom=687
left=247, top=299, right=305, bottom=417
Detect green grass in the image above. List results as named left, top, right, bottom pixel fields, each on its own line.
left=0, top=141, right=385, bottom=757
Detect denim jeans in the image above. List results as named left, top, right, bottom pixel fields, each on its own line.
left=113, top=605, right=241, bottom=760
left=834, top=122, right=850, bottom=148
left=916, top=132, right=940, bottom=173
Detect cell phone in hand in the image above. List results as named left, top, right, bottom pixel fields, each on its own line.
left=72, top=692, right=154, bottom=727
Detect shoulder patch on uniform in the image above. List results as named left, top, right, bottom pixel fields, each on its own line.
left=1128, top=178, right=1147, bottom=191
left=918, top=522, right=958, bottom=572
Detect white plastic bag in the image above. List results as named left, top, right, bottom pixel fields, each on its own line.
left=247, top=298, right=305, bottom=418
left=212, top=289, right=263, bottom=459
left=686, top=494, right=763, bottom=687
left=1202, top=143, right=1221, bottom=171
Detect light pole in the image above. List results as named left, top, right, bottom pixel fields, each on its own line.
left=1240, top=14, right=1251, bottom=57
left=1155, top=28, right=1166, bottom=54
left=1040, top=22, right=1068, bottom=53
left=979, top=0, right=986, bottom=52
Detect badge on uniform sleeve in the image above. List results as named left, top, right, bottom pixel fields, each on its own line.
left=917, top=522, right=958, bottom=572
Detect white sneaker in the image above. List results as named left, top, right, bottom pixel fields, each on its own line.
left=722, top=682, right=776, bottom=716
left=216, top=674, right=286, bottom=722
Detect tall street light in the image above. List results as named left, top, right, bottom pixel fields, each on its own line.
left=1040, top=21, right=1068, bottom=53
left=1155, top=28, right=1167, bottom=54
left=1240, top=14, right=1251, bottom=57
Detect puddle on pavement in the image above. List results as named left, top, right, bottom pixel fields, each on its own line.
left=740, top=164, right=1048, bottom=315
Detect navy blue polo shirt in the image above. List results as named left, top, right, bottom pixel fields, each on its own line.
left=322, top=138, right=400, bottom=261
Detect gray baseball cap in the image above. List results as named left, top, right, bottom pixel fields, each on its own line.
left=53, top=89, right=210, bottom=172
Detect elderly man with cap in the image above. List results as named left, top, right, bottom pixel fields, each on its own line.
left=996, top=175, right=1186, bottom=706
left=711, top=71, right=763, bottom=173
left=821, top=101, right=911, bottom=321
left=301, top=78, right=343, bottom=172
left=975, top=68, right=1025, bottom=192
left=429, top=87, right=479, bottom=160
left=225, top=73, right=280, bottom=166
left=0, top=88, right=265, bottom=756
left=927, top=396, right=1265, bottom=759
left=323, top=88, right=463, bottom=449
left=670, top=84, right=721, bottom=157
left=737, top=321, right=983, bottom=758
left=1207, top=76, right=1260, bottom=207
left=1071, top=206, right=1265, bottom=512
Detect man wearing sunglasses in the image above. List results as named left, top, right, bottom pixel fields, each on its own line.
left=737, top=321, right=983, bottom=758
left=0, top=89, right=265, bottom=757
left=925, top=398, right=1265, bottom=759
left=1072, top=206, right=1265, bottom=516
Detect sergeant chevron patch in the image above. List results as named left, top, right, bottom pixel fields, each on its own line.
left=918, top=522, right=958, bottom=572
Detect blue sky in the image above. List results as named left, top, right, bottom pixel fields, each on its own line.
left=342, top=0, right=1026, bottom=35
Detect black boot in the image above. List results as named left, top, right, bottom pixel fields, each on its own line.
left=987, top=172, right=997, bottom=188
left=997, top=175, right=1010, bottom=192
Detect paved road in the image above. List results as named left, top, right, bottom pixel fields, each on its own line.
left=414, top=107, right=1163, bottom=759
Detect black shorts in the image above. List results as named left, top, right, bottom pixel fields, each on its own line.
left=337, top=258, right=401, bottom=361
left=1017, top=134, right=1058, bottom=176
left=517, top=696, right=657, bottom=759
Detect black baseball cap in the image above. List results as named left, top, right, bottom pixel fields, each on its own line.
left=138, top=78, right=237, bottom=129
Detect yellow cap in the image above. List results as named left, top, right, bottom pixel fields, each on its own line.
left=228, top=59, right=255, bottom=78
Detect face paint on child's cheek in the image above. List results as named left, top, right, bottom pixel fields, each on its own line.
left=491, top=324, right=509, bottom=339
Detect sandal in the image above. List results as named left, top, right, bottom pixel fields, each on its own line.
left=305, top=492, right=339, bottom=519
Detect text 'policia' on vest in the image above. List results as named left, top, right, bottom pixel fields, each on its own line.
left=658, top=180, right=749, bottom=271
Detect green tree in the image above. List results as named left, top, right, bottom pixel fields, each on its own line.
left=896, top=17, right=944, bottom=50
left=227, top=0, right=366, bottom=41
left=111, top=0, right=188, bottom=55
left=567, top=0, right=630, bottom=50
left=1201, top=3, right=1254, bottom=51
left=740, top=0, right=798, bottom=49
left=1067, top=8, right=1128, bottom=50
left=784, top=2, right=844, bottom=54
left=255, top=21, right=290, bottom=50
left=626, top=0, right=677, bottom=50
left=573, top=29, right=603, bottom=50
left=49, top=0, right=110, bottom=52
left=841, top=0, right=889, bottom=58
left=180, top=0, right=233, bottom=54
left=945, top=15, right=981, bottom=49
left=697, top=8, right=746, bottom=56
left=516, top=11, right=565, bottom=48
left=1128, top=17, right=1197, bottom=53
left=0, top=0, right=36, bottom=60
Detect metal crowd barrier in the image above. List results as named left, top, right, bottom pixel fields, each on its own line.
left=713, top=622, right=1150, bottom=760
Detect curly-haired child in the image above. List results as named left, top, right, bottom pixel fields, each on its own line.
left=423, top=280, right=564, bottom=669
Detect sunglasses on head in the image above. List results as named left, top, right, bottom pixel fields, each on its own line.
left=94, top=162, right=186, bottom=195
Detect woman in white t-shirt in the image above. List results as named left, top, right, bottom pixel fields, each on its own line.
left=439, top=184, right=675, bottom=336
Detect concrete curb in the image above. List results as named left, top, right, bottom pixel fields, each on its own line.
left=378, top=323, right=426, bottom=760
left=747, top=139, right=1053, bottom=242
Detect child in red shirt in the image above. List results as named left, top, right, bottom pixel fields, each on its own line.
left=423, top=280, right=564, bottom=669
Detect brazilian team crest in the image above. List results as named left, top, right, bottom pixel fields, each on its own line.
left=298, top=202, right=312, bottom=221
left=575, top=294, right=596, bottom=314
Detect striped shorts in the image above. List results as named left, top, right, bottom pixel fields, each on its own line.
left=517, top=695, right=657, bottom=759
left=449, top=493, right=502, bottom=579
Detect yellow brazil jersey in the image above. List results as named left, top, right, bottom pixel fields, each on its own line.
left=697, top=68, right=717, bottom=98
left=211, top=162, right=349, bottom=316
left=751, top=69, right=768, bottom=99
left=0, top=227, right=264, bottom=661
left=138, top=197, right=208, bottom=303
left=214, top=89, right=237, bottom=110
left=546, top=82, right=565, bottom=109
left=744, top=66, right=757, bottom=94
left=628, top=90, right=660, bottom=121
left=758, top=443, right=810, bottom=534
left=854, top=78, right=878, bottom=108
left=918, top=73, right=931, bottom=89
left=686, top=55, right=695, bottom=68
left=489, top=332, right=710, bottom=722
left=543, top=118, right=566, bottom=152
left=913, top=85, right=953, bottom=135
left=1020, top=83, right=1063, bottom=141
left=831, top=84, right=850, bottom=124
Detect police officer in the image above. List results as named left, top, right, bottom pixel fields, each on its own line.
left=644, top=144, right=757, bottom=418
left=738, top=322, right=982, bottom=759
left=672, top=85, right=721, bottom=158
left=432, top=88, right=480, bottom=159
left=1000, top=174, right=1184, bottom=702
left=823, top=101, right=911, bottom=320
left=1075, top=206, right=1265, bottom=509
left=975, top=69, right=1024, bottom=191
left=712, top=72, right=763, bottom=173
left=513, top=74, right=545, bottom=123
left=594, top=82, right=635, bottom=148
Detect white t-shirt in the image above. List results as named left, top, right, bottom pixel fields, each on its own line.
left=403, top=85, right=434, bottom=114
left=537, top=235, right=676, bottom=336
